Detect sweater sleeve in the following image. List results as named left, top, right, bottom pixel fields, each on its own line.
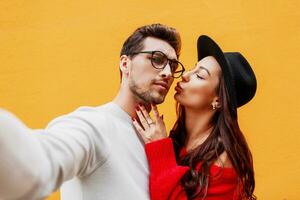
left=0, top=108, right=110, bottom=200
left=145, top=138, right=190, bottom=200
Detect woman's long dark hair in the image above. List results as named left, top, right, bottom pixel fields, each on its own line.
left=170, top=76, right=256, bottom=199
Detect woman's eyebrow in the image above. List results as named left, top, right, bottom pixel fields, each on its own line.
left=198, top=66, right=211, bottom=76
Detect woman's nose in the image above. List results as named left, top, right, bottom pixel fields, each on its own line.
left=181, top=71, right=190, bottom=82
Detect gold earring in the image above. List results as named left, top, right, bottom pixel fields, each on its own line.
left=212, top=104, right=216, bottom=110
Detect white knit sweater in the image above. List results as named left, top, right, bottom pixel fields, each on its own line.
left=0, top=102, right=150, bottom=200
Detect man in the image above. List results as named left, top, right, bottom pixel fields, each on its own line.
left=0, top=23, right=185, bottom=200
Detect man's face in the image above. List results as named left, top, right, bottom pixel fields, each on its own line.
left=127, top=37, right=177, bottom=104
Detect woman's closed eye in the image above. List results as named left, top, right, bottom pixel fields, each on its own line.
left=196, top=74, right=205, bottom=80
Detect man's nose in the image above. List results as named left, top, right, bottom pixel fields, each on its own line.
left=159, top=63, right=173, bottom=79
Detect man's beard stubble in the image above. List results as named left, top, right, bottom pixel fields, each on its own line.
left=129, top=78, right=166, bottom=105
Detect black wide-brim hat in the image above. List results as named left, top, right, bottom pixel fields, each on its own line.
left=197, top=35, right=257, bottom=108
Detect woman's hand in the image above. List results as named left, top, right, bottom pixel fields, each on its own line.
left=132, top=104, right=167, bottom=144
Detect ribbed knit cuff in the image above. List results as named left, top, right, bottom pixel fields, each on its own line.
left=145, top=138, right=178, bottom=172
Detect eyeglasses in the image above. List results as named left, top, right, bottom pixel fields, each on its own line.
left=130, top=51, right=185, bottom=78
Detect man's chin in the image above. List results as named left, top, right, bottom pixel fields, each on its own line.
left=135, top=89, right=167, bottom=104
left=151, top=93, right=166, bottom=104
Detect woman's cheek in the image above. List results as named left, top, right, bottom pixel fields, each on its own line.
left=187, top=85, right=213, bottom=107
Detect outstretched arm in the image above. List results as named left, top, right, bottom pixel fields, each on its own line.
left=0, top=108, right=109, bottom=200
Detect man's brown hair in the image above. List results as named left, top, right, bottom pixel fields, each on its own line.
left=119, top=23, right=181, bottom=79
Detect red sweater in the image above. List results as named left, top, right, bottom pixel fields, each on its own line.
left=145, top=138, right=240, bottom=200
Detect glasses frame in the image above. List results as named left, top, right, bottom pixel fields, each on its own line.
left=130, top=50, right=185, bottom=78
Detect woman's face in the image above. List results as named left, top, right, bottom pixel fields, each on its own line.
left=174, top=56, right=222, bottom=110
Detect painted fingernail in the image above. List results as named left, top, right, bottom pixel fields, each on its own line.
left=132, top=117, right=136, bottom=121
left=136, top=106, right=140, bottom=111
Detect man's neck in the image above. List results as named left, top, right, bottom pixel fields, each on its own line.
left=112, top=86, right=151, bottom=119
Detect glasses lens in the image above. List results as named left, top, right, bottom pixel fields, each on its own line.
left=173, top=70, right=184, bottom=78
left=171, top=61, right=185, bottom=78
left=149, top=51, right=185, bottom=78
left=170, top=61, right=180, bottom=73
left=151, top=52, right=168, bottom=68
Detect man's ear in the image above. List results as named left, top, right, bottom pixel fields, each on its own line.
left=120, top=55, right=130, bottom=77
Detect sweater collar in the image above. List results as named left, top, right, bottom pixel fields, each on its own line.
left=108, top=102, right=132, bottom=124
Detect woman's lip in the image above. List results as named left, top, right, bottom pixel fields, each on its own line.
left=177, top=82, right=183, bottom=89
left=175, top=83, right=183, bottom=92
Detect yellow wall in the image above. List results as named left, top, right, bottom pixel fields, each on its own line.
left=0, top=0, right=299, bottom=199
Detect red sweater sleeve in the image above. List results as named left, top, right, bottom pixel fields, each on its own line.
left=145, top=138, right=190, bottom=200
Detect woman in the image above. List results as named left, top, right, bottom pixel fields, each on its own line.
left=132, top=35, right=257, bottom=200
